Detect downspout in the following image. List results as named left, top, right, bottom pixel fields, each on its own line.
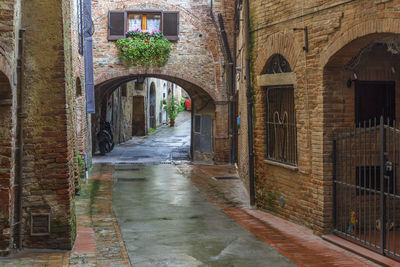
left=211, top=0, right=236, bottom=164
left=15, top=28, right=26, bottom=249
left=232, top=0, right=239, bottom=165
left=217, top=13, right=235, bottom=164
left=244, top=0, right=255, bottom=206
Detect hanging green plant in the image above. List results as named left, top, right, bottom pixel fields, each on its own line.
left=116, top=29, right=172, bottom=67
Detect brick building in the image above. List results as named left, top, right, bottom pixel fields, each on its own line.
left=91, top=0, right=235, bottom=163
left=1, top=0, right=236, bottom=255
left=236, top=0, right=400, bottom=260
left=0, top=0, right=89, bottom=255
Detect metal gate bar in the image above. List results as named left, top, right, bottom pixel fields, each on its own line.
left=333, top=116, right=400, bottom=261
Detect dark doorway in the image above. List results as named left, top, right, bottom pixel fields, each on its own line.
left=149, top=83, right=156, bottom=129
left=355, top=81, right=395, bottom=125
left=132, top=96, right=145, bottom=136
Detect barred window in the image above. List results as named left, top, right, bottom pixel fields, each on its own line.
left=266, top=87, right=297, bottom=166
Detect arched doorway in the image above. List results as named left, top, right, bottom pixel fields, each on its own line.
left=0, top=71, right=12, bottom=252
left=324, top=34, right=400, bottom=258
left=149, top=82, right=156, bottom=129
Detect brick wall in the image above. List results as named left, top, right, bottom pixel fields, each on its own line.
left=237, top=0, right=400, bottom=234
left=69, top=0, right=89, bottom=161
left=91, top=0, right=235, bottom=163
left=0, top=71, right=13, bottom=254
left=0, top=0, right=19, bottom=255
left=18, top=0, right=78, bottom=249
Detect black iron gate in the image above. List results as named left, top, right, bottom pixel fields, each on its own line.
left=333, top=117, right=400, bottom=260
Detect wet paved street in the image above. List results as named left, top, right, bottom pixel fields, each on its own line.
left=93, top=111, right=191, bottom=165
left=0, top=111, right=381, bottom=266
left=112, top=164, right=294, bottom=266
left=100, top=112, right=293, bottom=265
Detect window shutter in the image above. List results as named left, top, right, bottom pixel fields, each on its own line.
left=108, top=11, right=126, bottom=40
left=162, top=12, right=179, bottom=41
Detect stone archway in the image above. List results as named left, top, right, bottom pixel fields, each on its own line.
left=0, top=70, right=13, bottom=253
left=93, top=74, right=229, bottom=163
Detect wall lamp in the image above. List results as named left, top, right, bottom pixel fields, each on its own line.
left=293, top=26, right=309, bottom=52
left=346, top=73, right=358, bottom=88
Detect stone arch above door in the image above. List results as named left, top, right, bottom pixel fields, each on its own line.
left=255, top=31, right=302, bottom=75
left=321, top=18, right=400, bottom=68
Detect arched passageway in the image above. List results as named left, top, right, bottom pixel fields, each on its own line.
left=323, top=33, right=400, bottom=258
left=0, top=71, right=13, bottom=252
left=93, top=74, right=228, bottom=163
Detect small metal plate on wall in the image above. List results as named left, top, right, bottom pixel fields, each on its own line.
left=280, top=196, right=285, bottom=208
left=30, top=213, right=50, bottom=236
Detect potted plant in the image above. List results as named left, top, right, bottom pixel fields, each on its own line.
left=116, top=29, right=172, bottom=67
left=164, top=96, right=179, bottom=126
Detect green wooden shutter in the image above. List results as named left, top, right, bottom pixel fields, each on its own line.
left=108, top=11, right=126, bottom=40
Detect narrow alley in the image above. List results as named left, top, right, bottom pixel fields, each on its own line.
left=0, top=113, right=383, bottom=266
left=2, top=0, right=400, bottom=266
left=93, top=111, right=191, bottom=165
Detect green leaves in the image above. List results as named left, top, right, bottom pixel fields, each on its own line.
left=116, top=30, right=172, bottom=67
left=164, top=96, right=179, bottom=121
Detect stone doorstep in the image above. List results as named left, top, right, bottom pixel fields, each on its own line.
left=323, top=235, right=400, bottom=267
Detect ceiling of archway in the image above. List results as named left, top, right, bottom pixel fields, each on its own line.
left=326, top=33, right=399, bottom=68
left=95, top=74, right=214, bottom=103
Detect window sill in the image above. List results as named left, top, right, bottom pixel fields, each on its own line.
left=263, top=159, right=299, bottom=171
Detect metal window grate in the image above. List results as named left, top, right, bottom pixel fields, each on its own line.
left=31, top=213, right=50, bottom=236
left=266, top=87, right=297, bottom=166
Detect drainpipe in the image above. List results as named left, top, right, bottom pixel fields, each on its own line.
left=211, top=0, right=236, bottom=164
left=15, top=28, right=26, bottom=249
left=244, top=0, right=255, bottom=206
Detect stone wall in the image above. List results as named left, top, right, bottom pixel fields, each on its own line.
left=237, top=0, right=400, bottom=234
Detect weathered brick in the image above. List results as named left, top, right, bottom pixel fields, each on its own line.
left=237, top=0, right=400, bottom=235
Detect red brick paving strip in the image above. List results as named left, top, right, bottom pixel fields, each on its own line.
left=85, top=170, right=131, bottom=266
left=183, top=164, right=380, bottom=267
left=72, top=227, right=96, bottom=254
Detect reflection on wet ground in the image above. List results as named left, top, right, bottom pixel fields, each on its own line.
left=93, top=111, right=191, bottom=165
left=112, top=164, right=294, bottom=267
